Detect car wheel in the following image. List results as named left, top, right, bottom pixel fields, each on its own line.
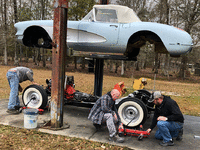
left=117, top=98, right=148, bottom=128
left=22, top=85, right=48, bottom=109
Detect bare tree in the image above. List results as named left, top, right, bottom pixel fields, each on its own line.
left=109, top=60, right=114, bottom=72
left=121, top=60, right=124, bottom=75
left=174, top=0, right=200, bottom=78
left=41, top=0, right=46, bottom=67
left=3, top=0, right=7, bottom=65
left=117, top=0, right=147, bottom=15
left=0, top=0, right=3, bottom=63
left=13, top=0, right=19, bottom=65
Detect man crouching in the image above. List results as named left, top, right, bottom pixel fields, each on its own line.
left=88, top=82, right=126, bottom=143
left=147, top=91, right=184, bottom=146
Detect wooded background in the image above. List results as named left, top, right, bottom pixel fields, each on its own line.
left=0, top=0, right=200, bottom=79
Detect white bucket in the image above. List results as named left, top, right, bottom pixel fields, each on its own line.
left=24, top=108, right=38, bottom=129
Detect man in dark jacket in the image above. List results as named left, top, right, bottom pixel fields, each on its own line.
left=88, top=82, right=126, bottom=143
left=147, top=91, right=184, bottom=146
left=6, top=67, right=37, bottom=114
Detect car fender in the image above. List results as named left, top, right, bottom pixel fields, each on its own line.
left=118, top=22, right=193, bottom=56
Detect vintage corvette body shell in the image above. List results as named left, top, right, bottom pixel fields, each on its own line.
left=14, top=5, right=193, bottom=58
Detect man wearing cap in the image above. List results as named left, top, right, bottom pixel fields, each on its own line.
left=6, top=67, right=37, bottom=114
left=88, top=82, right=126, bottom=143
left=147, top=91, right=184, bottom=146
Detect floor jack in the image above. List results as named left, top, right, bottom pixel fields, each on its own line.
left=18, top=98, right=45, bottom=114
left=118, top=117, right=150, bottom=141
left=118, top=124, right=150, bottom=141
left=20, top=107, right=45, bottom=114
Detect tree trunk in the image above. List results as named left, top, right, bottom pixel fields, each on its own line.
left=33, top=48, right=36, bottom=64
left=115, top=61, right=119, bottom=73
left=179, top=55, right=188, bottom=78
left=25, top=47, right=28, bottom=63
left=19, top=45, right=22, bottom=65
left=35, top=48, right=41, bottom=66
left=13, top=0, right=18, bottom=65
left=74, top=56, right=77, bottom=69
left=153, top=53, right=159, bottom=74
left=42, top=48, right=46, bottom=67
left=4, top=38, right=7, bottom=65
left=144, top=53, right=147, bottom=69
left=3, top=0, right=7, bottom=65
left=81, top=57, right=85, bottom=69
left=121, top=60, right=124, bottom=75
left=14, top=42, right=19, bottom=66
left=109, top=60, right=113, bottom=72
left=135, top=61, right=140, bottom=71
left=164, top=54, right=170, bottom=79
left=41, top=0, right=44, bottom=19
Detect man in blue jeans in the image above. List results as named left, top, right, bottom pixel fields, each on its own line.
left=147, top=91, right=184, bottom=146
left=6, top=67, right=37, bottom=114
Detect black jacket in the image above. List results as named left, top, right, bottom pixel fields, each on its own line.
left=150, top=96, right=184, bottom=130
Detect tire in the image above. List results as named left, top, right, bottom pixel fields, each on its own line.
left=117, top=98, right=148, bottom=128
left=22, top=85, right=48, bottom=109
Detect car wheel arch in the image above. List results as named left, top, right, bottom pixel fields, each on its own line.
left=23, top=26, right=52, bottom=49
left=125, top=30, right=166, bottom=58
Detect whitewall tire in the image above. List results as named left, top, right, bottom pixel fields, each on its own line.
left=117, top=98, right=147, bottom=128
left=22, top=85, right=48, bottom=109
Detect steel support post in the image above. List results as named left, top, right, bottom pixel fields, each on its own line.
left=93, top=0, right=109, bottom=97
left=94, top=59, right=104, bottom=96
left=51, top=0, right=68, bottom=128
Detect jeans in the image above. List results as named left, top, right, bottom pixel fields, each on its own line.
left=102, top=113, right=118, bottom=137
left=7, top=71, right=20, bottom=109
left=155, top=121, right=184, bottom=143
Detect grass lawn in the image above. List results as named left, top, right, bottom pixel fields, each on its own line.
left=0, top=124, right=130, bottom=150
left=1, top=65, right=199, bottom=116
left=0, top=64, right=199, bottom=149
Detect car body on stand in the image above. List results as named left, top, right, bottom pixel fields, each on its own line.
left=15, top=4, right=193, bottom=58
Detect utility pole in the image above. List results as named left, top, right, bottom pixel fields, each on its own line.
left=51, top=0, right=68, bottom=128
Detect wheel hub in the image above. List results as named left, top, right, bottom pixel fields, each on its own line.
left=27, top=92, right=40, bottom=106
left=122, top=106, right=139, bottom=123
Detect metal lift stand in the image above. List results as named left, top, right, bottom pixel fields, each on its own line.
left=93, top=0, right=109, bottom=97
left=51, top=0, right=68, bottom=128
left=94, top=59, right=104, bottom=96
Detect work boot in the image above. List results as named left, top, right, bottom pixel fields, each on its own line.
left=159, top=140, right=174, bottom=146
left=14, top=105, right=22, bottom=111
left=176, top=128, right=183, bottom=141
left=6, top=109, right=20, bottom=114
left=109, top=134, right=125, bottom=143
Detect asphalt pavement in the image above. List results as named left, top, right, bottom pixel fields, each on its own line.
left=0, top=97, right=200, bottom=150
